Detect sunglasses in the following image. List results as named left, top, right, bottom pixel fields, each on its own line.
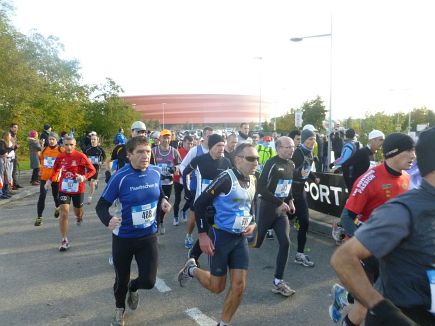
left=238, top=156, right=260, bottom=162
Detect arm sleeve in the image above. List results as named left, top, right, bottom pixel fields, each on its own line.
left=194, top=172, right=231, bottom=233
left=340, top=208, right=359, bottom=237
left=292, top=150, right=304, bottom=180
left=257, top=160, right=283, bottom=206
left=355, top=203, right=412, bottom=258
left=101, top=148, right=106, bottom=161
left=83, top=155, right=97, bottom=179
left=182, top=157, right=197, bottom=193
left=95, top=197, right=113, bottom=226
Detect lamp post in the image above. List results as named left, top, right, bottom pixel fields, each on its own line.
left=162, top=102, right=166, bottom=129
left=254, top=56, right=263, bottom=129
left=291, top=19, right=333, bottom=170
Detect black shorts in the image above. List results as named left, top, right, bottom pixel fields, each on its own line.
left=89, top=166, right=100, bottom=180
left=58, top=192, right=84, bottom=208
left=209, top=228, right=249, bottom=276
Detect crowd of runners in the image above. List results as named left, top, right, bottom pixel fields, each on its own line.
left=0, top=121, right=434, bottom=326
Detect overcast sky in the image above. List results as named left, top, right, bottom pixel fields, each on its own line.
left=10, top=0, right=435, bottom=121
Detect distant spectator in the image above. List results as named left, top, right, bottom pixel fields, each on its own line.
left=237, top=122, right=252, bottom=146
left=28, top=130, right=42, bottom=186
left=114, top=128, right=127, bottom=145
left=330, top=124, right=345, bottom=161
left=330, top=128, right=361, bottom=170
left=40, top=124, right=52, bottom=148
left=59, top=131, right=67, bottom=146
left=288, top=130, right=302, bottom=147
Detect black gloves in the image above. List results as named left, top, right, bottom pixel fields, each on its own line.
left=105, top=170, right=111, bottom=183
left=365, top=299, right=417, bottom=326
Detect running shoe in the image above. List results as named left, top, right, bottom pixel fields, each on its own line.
left=76, top=216, right=83, bottom=226
left=54, top=207, right=60, bottom=218
left=108, top=256, right=114, bottom=266
left=329, top=283, right=348, bottom=323
left=177, top=258, right=197, bottom=287
left=187, top=248, right=200, bottom=268
left=184, top=235, right=193, bottom=249
left=127, top=281, right=139, bottom=310
left=181, top=210, right=188, bottom=223
left=59, top=239, right=69, bottom=252
left=173, top=216, right=179, bottom=226
left=266, top=229, right=274, bottom=240
left=95, top=181, right=98, bottom=190
left=271, top=280, right=296, bottom=297
left=332, top=222, right=345, bottom=246
left=159, top=225, right=166, bottom=235
left=34, top=216, right=42, bottom=226
left=293, top=219, right=300, bottom=231
left=294, top=253, right=315, bottom=267
left=87, top=196, right=92, bottom=205
left=111, top=307, right=125, bottom=326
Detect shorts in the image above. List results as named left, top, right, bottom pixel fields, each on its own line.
left=58, top=192, right=84, bottom=208
left=209, top=228, right=249, bottom=277
left=89, top=166, right=100, bottom=180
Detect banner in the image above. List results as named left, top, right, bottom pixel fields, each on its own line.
left=304, top=172, right=348, bottom=217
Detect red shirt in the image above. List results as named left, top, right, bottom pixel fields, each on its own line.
left=50, top=150, right=96, bottom=194
left=173, top=147, right=189, bottom=184
left=345, top=163, right=410, bottom=222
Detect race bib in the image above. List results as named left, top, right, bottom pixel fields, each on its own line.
left=43, top=156, right=56, bottom=168
left=274, top=179, right=292, bottom=198
left=89, top=156, right=99, bottom=165
left=428, top=270, right=435, bottom=315
left=201, top=179, right=212, bottom=192
left=61, top=179, right=79, bottom=193
left=158, top=163, right=169, bottom=174
left=232, top=210, right=252, bottom=233
left=131, top=202, right=157, bottom=228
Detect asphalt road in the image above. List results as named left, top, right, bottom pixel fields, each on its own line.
left=0, top=174, right=341, bottom=326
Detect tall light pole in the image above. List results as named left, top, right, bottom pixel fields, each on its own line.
left=254, top=56, right=263, bottom=129
left=162, top=102, right=166, bottom=129
left=291, top=17, right=333, bottom=170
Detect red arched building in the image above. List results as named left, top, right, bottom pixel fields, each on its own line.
left=122, top=94, right=272, bottom=127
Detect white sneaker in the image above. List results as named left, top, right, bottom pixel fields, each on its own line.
left=272, top=280, right=296, bottom=297
left=173, top=216, right=179, bottom=226
left=87, top=196, right=92, bottom=205
left=294, top=252, right=315, bottom=267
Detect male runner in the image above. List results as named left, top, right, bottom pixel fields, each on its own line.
left=34, top=132, right=64, bottom=226
left=96, top=136, right=171, bottom=326
left=329, top=133, right=415, bottom=325
left=182, top=134, right=232, bottom=265
left=254, top=136, right=296, bottom=296
left=85, top=133, right=106, bottom=204
left=45, top=136, right=96, bottom=251
left=178, top=143, right=257, bottom=326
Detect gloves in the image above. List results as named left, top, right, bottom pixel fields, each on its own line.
left=366, top=299, right=417, bottom=326
left=184, top=190, right=193, bottom=202
left=44, top=181, right=51, bottom=191
left=105, top=171, right=111, bottom=183
left=76, top=174, right=86, bottom=183
left=329, top=162, right=335, bottom=169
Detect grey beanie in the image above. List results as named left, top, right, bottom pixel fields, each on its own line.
left=301, top=129, right=315, bottom=143
left=48, top=132, right=59, bottom=141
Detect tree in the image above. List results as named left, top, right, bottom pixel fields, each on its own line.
left=301, top=96, right=327, bottom=131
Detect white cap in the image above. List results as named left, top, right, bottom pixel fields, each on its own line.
left=303, top=124, right=318, bottom=132
left=131, top=121, right=146, bottom=131
left=151, top=131, right=160, bottom=139
left=88, top=131, right=97, bottom=136
left=368, top=129, right=385, bottom=140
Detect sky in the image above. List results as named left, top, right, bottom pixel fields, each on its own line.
left=9, top=0, right=435, bottom=121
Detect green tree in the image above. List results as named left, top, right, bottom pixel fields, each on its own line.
left=301, top=96, right=327, bottom=131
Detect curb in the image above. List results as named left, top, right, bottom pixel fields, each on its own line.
left=0, top=186, right=40, bottom=207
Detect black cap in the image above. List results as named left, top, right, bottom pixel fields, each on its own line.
left=382, top=133, right=415, bottom=159
left=44, top=124, right=51, bottom=130
left=208, top=134, right=225, bottom=150
left=416, top=127, right=435, bottom=177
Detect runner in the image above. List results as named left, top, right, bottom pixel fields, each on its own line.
left=253, top=136, right=296, bottom=297
left=85, top=133, right=106, bottom=205
left=290, top=128, right=320, bottom=267
left=172, top=135, right=194, bottom=224
left=177, top=143, right=257, bottom=326
left=329, top=133, right=415, bottom=325
left=34, top=132, right=64, bottom=226
left=331, top=129, right=433, bottom=325
left=182, top=134, right=232, bottom=265
left=179, top=126, right=214, bottom=249
left=151, top=129, right=182, bottom=233
left=45, top=136, right=96, bottom=251
left=96, top=136, right=171, bottom=326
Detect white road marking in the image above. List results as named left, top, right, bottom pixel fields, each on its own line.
left=185, top=307, right=216, bottom=326
left=155, top=277, right=171, bottom=292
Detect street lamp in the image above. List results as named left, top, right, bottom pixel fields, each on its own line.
left=291, top=20, right=333, bottom=171
left=162, top=102, right=166, bottom=129
left=254, top=56, right=263, bottom=129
